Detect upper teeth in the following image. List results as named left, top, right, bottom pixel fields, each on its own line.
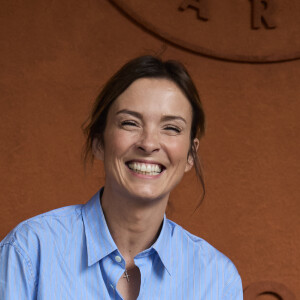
left=128, top=162, right=162, bottom=174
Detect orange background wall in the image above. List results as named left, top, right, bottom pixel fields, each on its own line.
left=0, top=1, right=299, bottom=298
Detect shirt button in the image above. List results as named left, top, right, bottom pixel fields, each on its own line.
left=115, top=255, right=122, bottom=263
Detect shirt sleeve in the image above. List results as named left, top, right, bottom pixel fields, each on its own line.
left=0, top=242, right=37, bottom=300
left=222, top=265, right=243, bottom=300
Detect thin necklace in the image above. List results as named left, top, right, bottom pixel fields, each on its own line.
left=123, top=269, right=131, bottom=282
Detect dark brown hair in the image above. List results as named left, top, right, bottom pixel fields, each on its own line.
left=82, top=55, right=206, bottom=203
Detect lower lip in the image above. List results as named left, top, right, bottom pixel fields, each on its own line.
left=126, top=166, right=164, bottom=179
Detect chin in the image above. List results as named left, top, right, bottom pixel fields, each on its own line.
left=127, top=186, right=167, bottom=203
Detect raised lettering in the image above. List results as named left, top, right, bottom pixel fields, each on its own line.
left=179, top=0, right=209, bottom=21
left=251, top=0, right=277, bottom=29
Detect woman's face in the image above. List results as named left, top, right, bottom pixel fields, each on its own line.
left=94, top=78, right=197, bottom=204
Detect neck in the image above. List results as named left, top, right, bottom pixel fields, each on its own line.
left=101, top=185, right=168, bottom=266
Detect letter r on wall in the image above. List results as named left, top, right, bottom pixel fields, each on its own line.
left=251, top=0, right=277, bottom=29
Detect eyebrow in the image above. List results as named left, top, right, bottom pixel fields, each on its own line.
left=116, top=109, right=187, bottom=124
left=116, top=109, right=142, bottom=119
left=162, top=115, right=187, bottom=124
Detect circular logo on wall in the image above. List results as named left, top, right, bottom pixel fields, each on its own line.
left=111, top=0, right=300, bottom=63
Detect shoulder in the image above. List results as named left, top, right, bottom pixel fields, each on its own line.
left=0, top=204, right=84, bottom=287
left=166, top=219, right=242, bottom=285
left=1, top=204, right=84, bottom=257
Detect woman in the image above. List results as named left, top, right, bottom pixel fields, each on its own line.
left=0, top=56, right=243, bottom=299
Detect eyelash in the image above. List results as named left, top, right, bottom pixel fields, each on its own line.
left=164, top=126, right=181, bottom=133
left=120, top=121, right=181, bottom=133
left=120, top=120, right=138, bottom=127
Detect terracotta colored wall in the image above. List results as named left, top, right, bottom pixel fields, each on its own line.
left=1, top=1, right=299, bottom=298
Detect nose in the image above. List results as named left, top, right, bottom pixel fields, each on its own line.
left=136, top=128, right=160, bottom=154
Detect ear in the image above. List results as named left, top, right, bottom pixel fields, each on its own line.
left=92, top=138, right=104, bottom=161
left=185, top=138, right=199, bottom=173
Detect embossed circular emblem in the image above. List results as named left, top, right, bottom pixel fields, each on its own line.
left=244, top=281, right=296, bottom=300
left=111, top=0, right=300, bottom=63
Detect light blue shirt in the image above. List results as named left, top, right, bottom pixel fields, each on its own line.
left=0, top=189, right=243, bottom=299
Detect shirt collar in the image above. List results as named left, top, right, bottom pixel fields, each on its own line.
left=82, top=188, right=172, bottom=275
left=151, top=214, right=172, bottom=276
left=82, top=189, right=118, bottom=267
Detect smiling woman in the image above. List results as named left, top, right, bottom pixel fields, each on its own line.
left=83, top=56, right=206, bottom=200
left=0, top=56, right=243, bottom=300
left=92, top=78, right=196, bottom=205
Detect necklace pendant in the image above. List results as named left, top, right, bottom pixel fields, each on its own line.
left=123, top=269, right=131, bottom=282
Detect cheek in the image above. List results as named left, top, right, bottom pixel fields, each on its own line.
left=103, top=129, right=136, bottom=158
left=166, top=137, right=191, bottom=163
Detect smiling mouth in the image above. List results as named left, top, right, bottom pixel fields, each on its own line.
left=126, top=161, right=164, bottom=176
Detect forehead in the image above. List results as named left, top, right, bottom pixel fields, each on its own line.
left=109, top=78, right=193, bottom=121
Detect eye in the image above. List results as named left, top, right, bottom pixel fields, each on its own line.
left=120, top=120, right=139, bottom=128
left=163, top=125, right=182, bottom=134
